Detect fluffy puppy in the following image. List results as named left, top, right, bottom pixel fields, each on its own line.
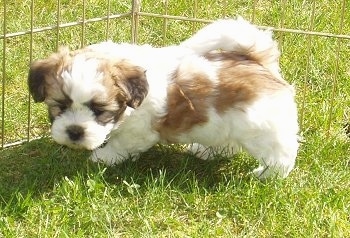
left=28, top=18, right=299, bottom=179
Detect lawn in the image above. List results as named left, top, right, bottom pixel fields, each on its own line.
left=1, top=0, right=350, bottom=237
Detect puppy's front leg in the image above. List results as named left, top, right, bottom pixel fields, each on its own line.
left=89, top=129, right=159, bottom=165
left=90, top=142, right=132, bottom=165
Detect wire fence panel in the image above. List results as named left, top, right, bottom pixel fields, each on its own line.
left=1, top=0, right=349, bottom=149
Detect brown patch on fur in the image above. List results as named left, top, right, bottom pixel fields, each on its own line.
left=28, top=47, right=71, bottom=102
left=157, top=69, right=213, bottom=141
left=157, top=51, right=289, bottom=141
left=206, top=51, right=289, bottom=113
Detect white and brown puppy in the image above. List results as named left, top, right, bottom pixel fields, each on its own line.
left=28, top=18, right=299, bottom=179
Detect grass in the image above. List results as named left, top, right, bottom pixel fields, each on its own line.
left=1, top=0, right=350, bottom=237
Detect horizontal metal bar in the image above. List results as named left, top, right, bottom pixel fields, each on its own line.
left=263, top=26, right=350, bottom=40
left=0, top=12, right=132, bottom=39
left=2, top=137, right=43, bottom=149
left=139, top=12, right=213, bottom=23
left=138, top=12, right=350, bottom=40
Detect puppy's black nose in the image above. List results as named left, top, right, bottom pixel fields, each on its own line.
left=66, top=125, right=84, bottom=141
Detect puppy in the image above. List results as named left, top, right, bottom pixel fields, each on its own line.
left=28, top=18, right=299, bottom=179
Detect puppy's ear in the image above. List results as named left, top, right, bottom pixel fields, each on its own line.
left=28, top=47, right=69, bottom=102
left=28, top=60, right=53, bottom=102
left=113, top=61, right=149, bottom=108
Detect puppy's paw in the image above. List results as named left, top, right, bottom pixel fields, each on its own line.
left=89, top=147, right=128, bottom=165
left=187, top=143, right=214, bottom=160
left=253, top=166, right=271, bottom=180
left=253, top=165, right=291, bottom=180
left=187, top=143, right=240, bottom=160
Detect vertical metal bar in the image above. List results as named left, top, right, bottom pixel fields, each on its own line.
left=326, top=0, right=346, bottom=135
left=106, top=0, right=111, bottom=40
left=131, top=0, right=141, bottom=44
left=192, top=0, right=197, bottom=33
left=1, top=1, right=6, bottom=148
left=162, top=0, right=168, bottom=45
left=81, top=0, right=86, bottom=47
left=299, top=0, right=316, bottom=131
left=56, top=0, right=61, bottom=50
left=279, top=0, right=287, bottom=27
left=278, top=0, right=287, bottom=45
left=251, top=0, right=257, bottom=23
left=27, top=0, right=35, bottom=142
left=221, top=0, right=227, bottom=18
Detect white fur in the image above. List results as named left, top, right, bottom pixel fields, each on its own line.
left=62, top=56, right=106, bottom=101
left=48, top=17, right=299, bottom=179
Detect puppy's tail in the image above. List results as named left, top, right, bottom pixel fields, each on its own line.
left=180, top=17, right=281, bottom=79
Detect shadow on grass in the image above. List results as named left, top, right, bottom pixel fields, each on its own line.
left=0, top=138, right=91, bottom=199
left=104, top=144, right=258, bottom=190
left=0, top=138, right=257, bottom=208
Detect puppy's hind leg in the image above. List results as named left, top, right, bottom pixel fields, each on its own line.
left=242, top=133, right=299, bottom=180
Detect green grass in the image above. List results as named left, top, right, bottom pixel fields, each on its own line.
left=1, top=0, right=350, bottom=237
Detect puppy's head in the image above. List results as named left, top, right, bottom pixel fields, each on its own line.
left=28, top=47, right=148, bottom=150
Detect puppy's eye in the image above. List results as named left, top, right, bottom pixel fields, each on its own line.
left=91, top=107, right=104, bottom=116
left=58, top=104, right=67, bottom=111
left=49, top=104, right=67, bottom=119
left=52, top=99, right=69, bottom=112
